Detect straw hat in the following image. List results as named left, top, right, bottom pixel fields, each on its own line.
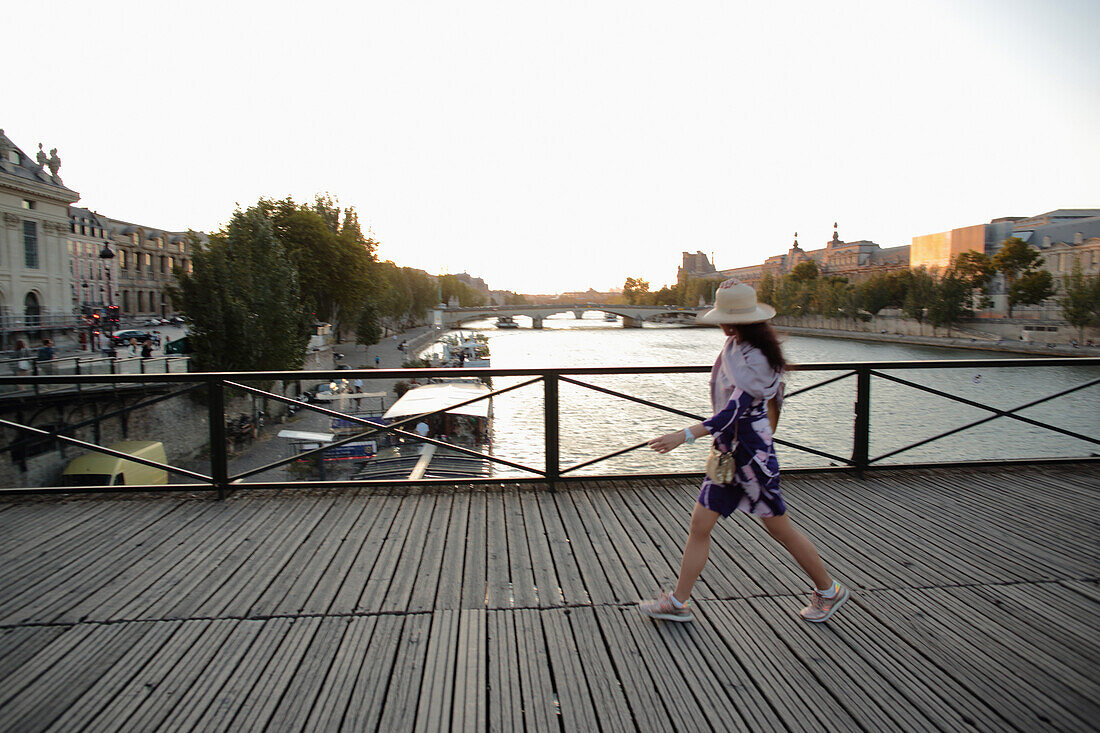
left=696, top=279, right=776, bottom=324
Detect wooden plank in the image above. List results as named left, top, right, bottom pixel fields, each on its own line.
left=487, top=610, right=522, bottom=733
left=459, top=491, right=486, bottom=610
left=591, top=605, right=676, bottom=731
left=297, top=493, right=388, bottom=616
left=114, top=619, right=238, bottom=732
left=80, top=619, right=211, bottom=733
left=188, top=617, right=297, bottom=731
left=153, top=619, right=265, bottom=731
left=859, top=589, right=1088, bottom=731
left=577, top=483, right=661, bottom=599
left=535, top=490, right=590, bottom=606
left=305, top=616, right=377, bottom=731
left=484, top=491, right=512, bottom=608
left=357, top=493, right=421, bottom=613
left=434, top=492, right=469, bottom=610
left=377, top=614, right=432, bottom=731
left=505, top=488, right=539, bottom=607
left=224, top=617, right=323, bottom=731
left=519, top=487, right=564, bottom=607
left=541, top=609, right=599, bottom=732
left=551, top=488, right=617, bottom=605
left=515, top=609, right=557, bottom=731
left=340, top=615, right=404, bottom=732
left=566, top=607, right=635, bottom=732
left=451, top=609, right=487, bottom=733
left=0, top=624, right=98, bottom=709
left=0, top=626, right=67, bottom=687
left=561, top=489, right=635, bottom=603
left=407, top=493, right=454, bottom=612
left=702, top=599, right=857, bottom=730
left=383, top=494, right=442, bottom=613
left=326, top=496, right=401, bottom=615
left=217, top=496, right=343, bottom=618
left=415, top=609, right=459, bottom=732
left=258, top=616, right=349, bottom=731
left=247, top=492, right=367, bottom=617
left=57, top=495, right=260, bottom=623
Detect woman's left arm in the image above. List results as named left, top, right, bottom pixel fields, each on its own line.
left=648, top=422, right=707, bottom=454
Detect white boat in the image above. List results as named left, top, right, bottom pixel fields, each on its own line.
left=353, top=379, right=492, bottom=479
left=496, top=316, right=519, bottom=329
left=603, top=312, right=618, bottom=322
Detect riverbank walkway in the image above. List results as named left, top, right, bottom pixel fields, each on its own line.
left=0, top=463, right=1096, bottom=731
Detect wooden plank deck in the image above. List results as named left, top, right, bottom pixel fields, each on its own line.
left=0, top=464, right=1097, bottom=732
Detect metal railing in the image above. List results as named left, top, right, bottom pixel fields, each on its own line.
left=0, top=357, right=1096, bottom=495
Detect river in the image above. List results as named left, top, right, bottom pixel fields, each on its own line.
left=440, top=313, right=1098, bottom=476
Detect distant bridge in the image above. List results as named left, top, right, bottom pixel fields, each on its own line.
left=434, top=304, right=707, bottom=328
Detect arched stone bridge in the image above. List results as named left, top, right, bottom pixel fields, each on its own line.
left=433, top=304, right=707, bottom=329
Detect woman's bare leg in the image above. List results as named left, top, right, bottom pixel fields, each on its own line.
left=672, top=503, right=721, bottom=603
left=760, top=513, right=832, bottom=589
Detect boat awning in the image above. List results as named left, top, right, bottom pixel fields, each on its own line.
left=277, top=430, right=336, bottom=442
left=383, top=382, right=491, bottom=420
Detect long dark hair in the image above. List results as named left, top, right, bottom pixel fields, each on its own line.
left=721, top=322, right=786, bottom=372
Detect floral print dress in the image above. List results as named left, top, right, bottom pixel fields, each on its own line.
left=698, top=336, right=786, bottom=518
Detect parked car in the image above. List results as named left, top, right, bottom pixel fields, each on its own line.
left=145, top=319, right=162, bottom=327
left=59, top=441, right=168, bottom=486
left=110, top=329, right=152, bottom=345
left=169, top=316, right=186, bottom=325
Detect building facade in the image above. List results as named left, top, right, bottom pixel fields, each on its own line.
left=68, top=207, right=118, bottom=313
left=102, top=216, right=193, bottom=319
left=0, top=131, right=80, bottom=349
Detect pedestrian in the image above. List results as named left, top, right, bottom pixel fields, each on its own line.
left=140, top=339, right=153, bottom=359
left=13, top=340, right=33, bottom=375
left=36, top=338, right=55, bottom=375
left=128, top=337, right=138, bottom=356
left=375, top=355, right=381, bottom=368
left=640, top=280, right=849, bottom=624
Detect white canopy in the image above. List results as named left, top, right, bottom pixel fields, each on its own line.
left=383, top=381, right=491, bottom=419
left=277, top=430, right=336, bottom=442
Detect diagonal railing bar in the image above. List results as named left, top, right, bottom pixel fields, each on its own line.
left=0, top=383, right=204, bottom=456
left=772, top=437, right=854, bottom=465
left=867, top=373, right=1100, bottom=464
left=557, top=375, right=708, bottom=421
left=869, top=371, right=1100, bottom=451
left=0, top=417, right=212, bottom=483
left=225, top=377, right=548, bottom=481
left=783, top=371, right=856, bottom=400
left=560, top=439, right=653, bottom=475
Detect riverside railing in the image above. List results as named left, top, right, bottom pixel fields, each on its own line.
left=0, top=357, right=1096, bottom=496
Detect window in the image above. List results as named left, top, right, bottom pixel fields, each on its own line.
left=7, top=150, right=19, bottom=164
left=122, top=291, right=130, bottom=312
left=23, top=221, right=38, bottom=268
left=145, top=253, right=153, bottom=272
left=138, top=291, right=144, bottom=311
left=22, top=199, right=35, bottom=210
left=119, top=250, right=127, bottom=270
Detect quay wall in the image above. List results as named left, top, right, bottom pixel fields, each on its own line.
left=773, top=313, right=1100, bottom=356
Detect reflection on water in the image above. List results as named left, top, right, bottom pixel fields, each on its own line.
left=444, top=313, right=1099, bottom=476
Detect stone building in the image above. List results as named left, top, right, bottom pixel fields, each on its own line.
left=0, top=130, right=79, bottom=349
left=101, top=216, right=194, bottom=319
left=68, top=207, right=117, bottom=313
left=711, top=225, right=909, bottom=286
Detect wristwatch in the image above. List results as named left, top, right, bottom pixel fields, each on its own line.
left=683, top=428, right=695, bottom=444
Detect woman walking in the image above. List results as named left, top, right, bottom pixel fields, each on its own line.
left=639, top=280, right=849, bottom=623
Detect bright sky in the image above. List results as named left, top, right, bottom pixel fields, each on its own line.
left=5, top=0, right=1098, bottom=294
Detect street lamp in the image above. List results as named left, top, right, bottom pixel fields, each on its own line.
left=98, top=243, right=115, bottom=352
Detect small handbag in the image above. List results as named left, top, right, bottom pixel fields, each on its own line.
left=704, top=421, right=739, bottom=484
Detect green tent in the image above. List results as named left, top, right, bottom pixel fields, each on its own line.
left=164, top=336, right=191, bottom=355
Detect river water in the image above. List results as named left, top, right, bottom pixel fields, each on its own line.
left=442, top=313, right=1098, bottom=477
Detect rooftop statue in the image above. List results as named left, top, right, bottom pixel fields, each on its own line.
left=47, top=148, right=60, bottom=178
left=36, top=143, right=48, bottom=169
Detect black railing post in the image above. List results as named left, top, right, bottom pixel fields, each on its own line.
left=544, top=373, right=560, bottom=487
left=207, top=378, right=230, bottom=499
left=852, top=367, right=871, bottom=476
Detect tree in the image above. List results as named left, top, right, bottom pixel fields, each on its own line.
left=951, top=250, right=996, bottom=310
left=623, top=277, right=650, bottom=305
left=355, top=303, right=383, bottom=347
left=789, top=260, right=819, bottom=283
left=1008, top=269, right=1055, bottom=314
left=902, top=268, right=936, bottom=331
left=170, top=207, right=310, bottom=371
left=1057, top=264, right=1100, bottom=340
left=928, top=271, right=972, bottom=335
left=992, top=237, right=1046, bottom=316
left=757, top=273, right=776, bottom=306
left=439, top=275, right=487, bottom=306
left=856, top=273, right=896, bottom=316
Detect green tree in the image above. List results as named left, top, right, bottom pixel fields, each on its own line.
left=757, top=273, right=776, bottom=306
left=1009, top=269, right=1055, bottom=314
left=902, top=268, right=936, bottom=331
left=928, top=271, right=972, bottom=335
left=170, top=208, right=310, bottom=371
left=992, top=237, right=1046, bottom=316
left=1057, top=264, right=1100, bottom=340
left=951, top=250, right=996, bottom=310
left=355, top=303, right=383, bottom=347
left=439, top=275, right=487, bottom=306
left=789, top=260, right=820, bottom=283
left=623, top=277, right=650, bottom=305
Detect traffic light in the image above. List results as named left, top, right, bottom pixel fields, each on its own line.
left=107, top=305, right=120, bottom=327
